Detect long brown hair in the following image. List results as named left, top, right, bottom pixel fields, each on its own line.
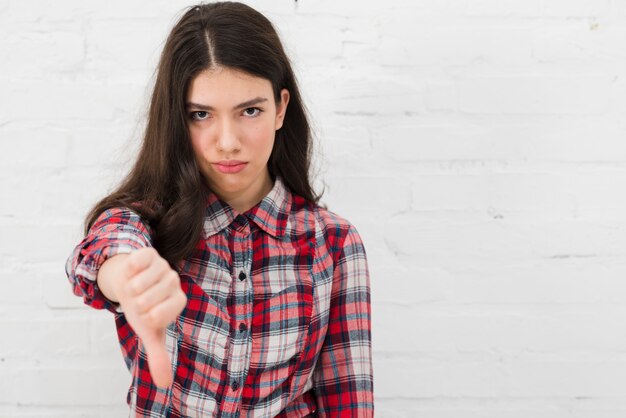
left=85, top=2, right=320, bottom=266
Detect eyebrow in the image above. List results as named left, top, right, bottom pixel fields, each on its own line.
left=186, top=97, right=268, bottom=111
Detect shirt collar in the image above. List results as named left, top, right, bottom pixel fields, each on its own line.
left=203, top=177, right=291, bottom=239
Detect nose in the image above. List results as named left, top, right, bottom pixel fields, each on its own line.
left=216, top=119, right=241, bottom=153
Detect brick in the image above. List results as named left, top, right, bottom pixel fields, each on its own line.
left=1, top=0, right=177, bottom=22
left=296, top=0, right=468, bottom=18
left=371, top=123, right=491, bottom=162
left=0, top=127, right=69, bottom=169
left=0, top=318, right=90, bottom=358
left=42, top=268, right=90, bottom=310
left=90, top=316, right=124, bottom=358
left=370, top=264, right=452, bottom=305
left=317, top=125, right=375, bottom=172
left=0, top=79, right=142, bottom=124
left=0, top=270, right=43, bottom=305
left=0, top=364, right=129, bottom=406
left=374, top=355, right=506, bottom=398
left=612, top=72, right=626, bottom=113
left=458, top=76, right=611, bottom=114
left=541, top=0, right=610, bottom=17
left=0, top=405, right=129, bottom=417
left=409, top=170, right=626, bottom=219
left=84, top=19, right=170, bottom=77
left=66, top=126, right=140, bottom=169
left=377, top=355, right=626, bottom=399
left=317, top=73, right=424, bottom=116
left=0, top=30, right=85, bottom=77
left=425, top=81, right=458, bottom=111
left=611, top=1, right=626, bottom=16
left=465, top=0, right=543, bottom=17
left=323, top=176, right=412, bottom=215
left=0, top=221, right=83, bottom=264
left=325, top=215, right=393, bottom=270
left=278, top=17, right=344, bottom=63
left=379, top=24, right=533, bottom=68
left=383, top=215, right=626, bottom=264
left=452, top=258, right=626, bottom=304
left=374, top=304, right=626, bottom=355
left=0, top=168, right=67, bottom=220
left=532, top=22, right=599, bottom=64
left=504, top=118, right=626, bottom=162
left=506, top=358, right=626, bottom=397
left=338, top=40, right=381, bottom=67
left=28, top=169, right=120, bottom=223
left=377, top=399, right=626, bottom=418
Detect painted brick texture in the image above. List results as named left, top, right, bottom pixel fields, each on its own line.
left=1, top=0, right=625, bottom=416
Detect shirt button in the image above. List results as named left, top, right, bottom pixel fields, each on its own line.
left=238, top=271, right=246, bottom=281
left=239, top=323, right=247, bottom=332
left=232, top=380, right=239, bottom=391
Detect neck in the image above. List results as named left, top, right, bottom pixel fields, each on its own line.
left=221, top=174, right=274, bottom=214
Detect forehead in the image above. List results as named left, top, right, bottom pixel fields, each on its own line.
left=187, top=67, right=273, bottom=104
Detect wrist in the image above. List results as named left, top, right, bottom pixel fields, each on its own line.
left=96, top=253, right=130, bottom=304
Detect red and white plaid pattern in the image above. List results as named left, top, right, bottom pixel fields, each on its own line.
left=66, top=178, right=374, bottom=417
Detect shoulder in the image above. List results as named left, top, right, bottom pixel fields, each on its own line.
left=89, top=206, right=153, bottom=238
left=315, top=205, right=355, bottom=239
left=291, top=196, right=365, bottom=257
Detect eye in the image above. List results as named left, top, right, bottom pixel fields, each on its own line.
left=189, top=111, right=209, bottom=121
left=243, top=107, right=262, bottom=117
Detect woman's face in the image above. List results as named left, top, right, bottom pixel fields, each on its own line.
left=186, top=67, right=289, bottom=212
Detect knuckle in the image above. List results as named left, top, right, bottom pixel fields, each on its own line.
left=151, top=308, right=169, bottom=329
left=178, top=291, right=188, bottom=307
left=119, top=281, right=133, bottom=297
left=167, top=271, right=179, bottom=287
left=144, top=311, right=158, bottom=328
left=157, top=257, right=170, bottom=271
left=127, top=282, right=141, bottom=296
left=135, top=296, right=149, bottom=312
left=125, top=255, right=139, bottom=273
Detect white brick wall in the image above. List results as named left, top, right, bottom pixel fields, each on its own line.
left=1, top=0, right=625, bottom=416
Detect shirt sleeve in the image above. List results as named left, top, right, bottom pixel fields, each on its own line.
left=313, top=224, right=374, bottom=417
left=64, top=207, right=153, bottom=313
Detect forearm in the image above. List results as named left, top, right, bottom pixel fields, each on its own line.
left=96, top=253, right=130, bottom=303
left=65, top=208, right=153, bottom=312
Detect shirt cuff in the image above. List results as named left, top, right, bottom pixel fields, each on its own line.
left=65, top=209, right=152, bottom=314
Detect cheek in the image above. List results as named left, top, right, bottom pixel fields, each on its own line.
left=189, top=125, right=208, bottom=152
left=245, top=124, right=276, bottom=153
left=188, top=134, right=207, bottom=166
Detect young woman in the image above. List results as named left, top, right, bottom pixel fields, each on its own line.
left=65, top=2, right=373, bottom=417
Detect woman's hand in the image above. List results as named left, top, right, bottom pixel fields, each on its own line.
left=107, top=248, right=187, bottom=388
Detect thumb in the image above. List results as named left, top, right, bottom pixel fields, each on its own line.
left=142, top=328, right=173, bottom=388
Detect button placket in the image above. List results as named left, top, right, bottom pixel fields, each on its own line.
left=224, top=219, right=253, bottom=414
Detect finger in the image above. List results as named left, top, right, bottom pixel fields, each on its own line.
left=126, top=247, right=157, bottom=278
left=141, top=289, right=187, bottom=330
left=134, top=270, right=180, bottom=314
left=126, top=257, right=171, bottom=299
left=142, top=329, right=173, bottom=388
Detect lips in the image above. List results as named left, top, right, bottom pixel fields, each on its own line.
left=213, top=160, right=247, bottom=174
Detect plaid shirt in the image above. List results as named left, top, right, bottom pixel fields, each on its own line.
left=65, top=178, right=374, bottom=417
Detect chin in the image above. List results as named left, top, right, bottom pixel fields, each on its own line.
left=214, top=175, right=253, bottom=191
